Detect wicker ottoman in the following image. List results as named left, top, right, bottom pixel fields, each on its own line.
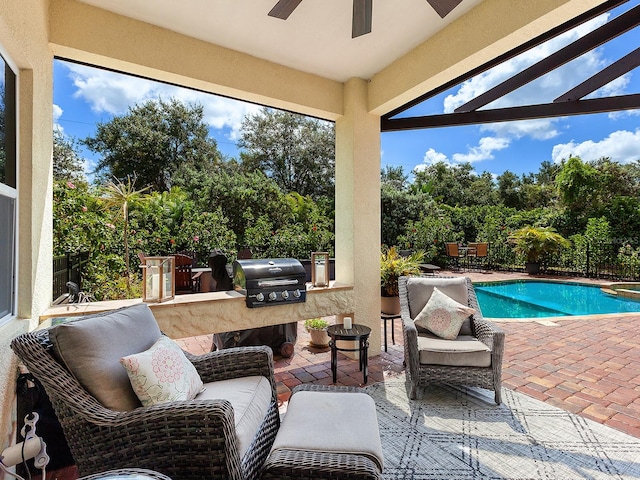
left=262, top=385, right=383, bottom=480
left=78, top=468, right=173, bottom=479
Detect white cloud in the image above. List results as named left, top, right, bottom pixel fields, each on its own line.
left=423, top=148, right=448, bottom=164
left=413, top=148, right=450, bottom=172
left=53, top=104, right=63, bottom=131
left=452, top=136, right=510, bottom=163
left=442, top=14, right=616, bottom=143
left=53, top=104, right=63, bottom=122
left=608, top=108, right=640, bottom=120
left=481, top=118, right=560, bottom=141
left=589, top=74, right=630, bottom=99
left=63, top=62, right=260, bottom=140
left=551, top=129, right=640, bottom=164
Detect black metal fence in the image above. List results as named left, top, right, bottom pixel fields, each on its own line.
left=474, top=241, right=640, bottom=280
left=53, top=252, right=89, bottom=300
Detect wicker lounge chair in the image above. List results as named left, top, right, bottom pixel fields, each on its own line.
left=400, top=275, right=505, bottom=404
left=11, top=304, right=279, bottom=480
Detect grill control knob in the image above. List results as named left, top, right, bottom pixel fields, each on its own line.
left=256, top=293, right=264, bottom=302
left=293, top=289, right=301, bottom=298
left=269, top=291, right=277, bottom=301
left=281, top=290, right=289, bottom=299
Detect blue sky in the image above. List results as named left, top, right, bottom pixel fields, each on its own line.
left=53, top=2, right=640, bottom=181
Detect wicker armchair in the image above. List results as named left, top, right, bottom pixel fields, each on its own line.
left=11, top=312, right=279, bottom=480
left=399, top=275, right=505, bottom=404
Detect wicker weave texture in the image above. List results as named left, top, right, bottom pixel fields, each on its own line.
left=78, top=468, right=173, bottom=479
left=399, top=275, right=505, bottom=404
left=11, top=328, right=279, bottom=480
left=262, top=384, right=383, bottom=480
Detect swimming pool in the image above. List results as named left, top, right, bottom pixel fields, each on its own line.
left=474, top=280, right=640, bottom=318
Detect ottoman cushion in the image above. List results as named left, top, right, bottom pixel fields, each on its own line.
left=270, top=390, right=384, bottom=471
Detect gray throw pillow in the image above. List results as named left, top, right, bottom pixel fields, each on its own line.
left=49, top=303, right=162, bottom=411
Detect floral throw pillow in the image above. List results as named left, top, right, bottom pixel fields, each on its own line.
left=414, top=287, right=476, bottom=340
left=120, top=335, right=204, bottom=407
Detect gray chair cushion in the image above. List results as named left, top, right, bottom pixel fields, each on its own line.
left=49, top=303, right=162, bottom=411
left=417, top=333, right=491, bottom=367
left=407, top=276, right=473, bottom=335
left=196, top=376, right=272, bottom=459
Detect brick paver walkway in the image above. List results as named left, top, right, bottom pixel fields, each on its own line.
left=499, top=315, right=640, bottom=437
left=177, top=270, right=640, bottom=439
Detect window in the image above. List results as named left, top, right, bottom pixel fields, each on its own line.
left=0, top=51, right=17, bottom=323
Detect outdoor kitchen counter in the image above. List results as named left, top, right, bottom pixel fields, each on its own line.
left=39, top=282, right=355, bottom=339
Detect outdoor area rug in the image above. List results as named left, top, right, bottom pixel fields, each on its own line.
left=365, top=375, right=640, bottom=479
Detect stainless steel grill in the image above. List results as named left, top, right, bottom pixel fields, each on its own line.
left=233, top=258, right=307, bottom=308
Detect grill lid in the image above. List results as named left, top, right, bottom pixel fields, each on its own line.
left=233, top=258, right=307, bottom=308
left=233, top=258, right=306, bottom=288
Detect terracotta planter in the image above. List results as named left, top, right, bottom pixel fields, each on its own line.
left=308, top=328, right=330, bottom=347
left=381, top=295, right=400, bottom=315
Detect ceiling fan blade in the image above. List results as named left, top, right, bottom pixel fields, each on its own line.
left=352, top=0, right=373, bottom=38
left=426, top=0, right=463, bottom=18
left=268, top=0, right=303, bottom=20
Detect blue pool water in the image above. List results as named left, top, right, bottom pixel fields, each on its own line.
left=474, top=280, right=640, bottom=318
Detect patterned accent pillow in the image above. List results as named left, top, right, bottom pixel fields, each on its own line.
left=120, top=335, right=204, bottom=407
left=414, top=287, right=476, bottom=340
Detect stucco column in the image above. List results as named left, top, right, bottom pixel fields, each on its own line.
left=0, top=0, right=53, bottom=322
left=17, top=65, right=54, bottom=324
left=335, top=78, right=381, bottom=355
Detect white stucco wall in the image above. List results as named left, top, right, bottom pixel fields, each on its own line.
left=0, top=0, right=53, bottom=456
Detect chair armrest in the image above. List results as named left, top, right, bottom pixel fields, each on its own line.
left=401, top=312, right=420, bottom=378
left=68, top=399, right=243, bottom=477
left=472, top=316, right=505, bottom=357
left=93, top=396, right=236, bottom=427
left=185, top=345, right=277, bottom=398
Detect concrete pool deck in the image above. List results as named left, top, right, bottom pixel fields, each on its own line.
left=178, top=270, right=640, bottom=439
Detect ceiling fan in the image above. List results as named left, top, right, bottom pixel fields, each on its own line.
left=268, top=0, right=463, bottom=38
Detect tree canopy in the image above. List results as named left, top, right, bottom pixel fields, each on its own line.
left=85, top=98, right=222, bottom=191
left=51, top=95, right=640, bottom=299
left=238, top=108, right=335, bottom=200
left=53, top=129, right=85, bottom=181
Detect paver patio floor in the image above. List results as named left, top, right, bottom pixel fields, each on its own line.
left=178, top=270, right=640, bottom=439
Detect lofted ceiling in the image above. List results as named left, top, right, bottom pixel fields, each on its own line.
left=77, top=0, right=482, bottom=82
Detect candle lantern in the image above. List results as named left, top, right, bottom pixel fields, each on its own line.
left=311, top=252, right=329, bottom=288
left=142, top=256, right=175, bottom=302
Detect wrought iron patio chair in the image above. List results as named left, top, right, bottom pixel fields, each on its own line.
left=467, top=242, right=489, bottom=270
left=445, top=242, right=463, bottom=270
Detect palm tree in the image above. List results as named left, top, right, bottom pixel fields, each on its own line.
left=101, top=176, right=149, bottom=295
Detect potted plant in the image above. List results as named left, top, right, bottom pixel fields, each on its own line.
left=508, top=226, right=570, bottom=274
left=380, top=246, right=425, bottom=314
left=304, top=317, right=330, bottom=347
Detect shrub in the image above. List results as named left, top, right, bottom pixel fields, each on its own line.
left=304, top=318, right=329, bottom=330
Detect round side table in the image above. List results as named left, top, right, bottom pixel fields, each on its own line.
left=326, top=324, right=371, bottom=384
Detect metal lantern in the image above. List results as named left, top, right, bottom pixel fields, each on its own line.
left=142, top=256, right=175, bottom=302
left=311, top=252, right=330, bottom=288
